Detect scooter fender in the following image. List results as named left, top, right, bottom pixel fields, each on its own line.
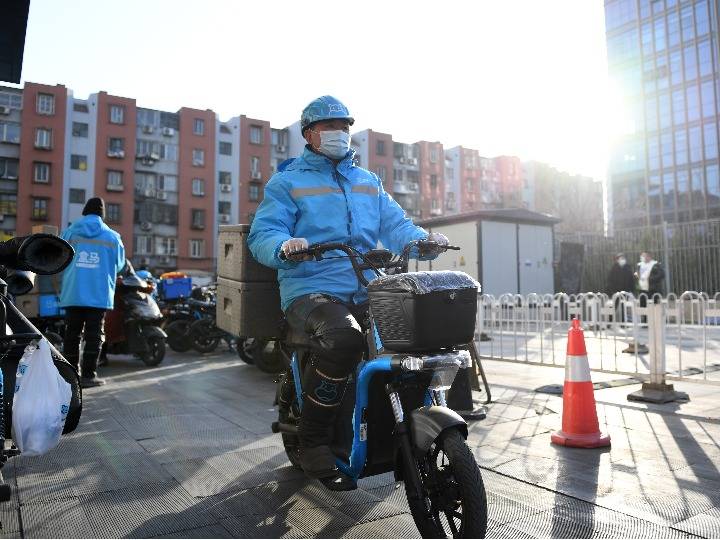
left=409, top=405, right=468, bottom=454
left=142, top=325, right=168, bottom=340
left=394, top=406, right=468, bottom=481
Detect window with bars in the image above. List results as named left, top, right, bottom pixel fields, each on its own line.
left=250, top=125, right=263, bottom=144
left=193, top=118, right=205, bottom=136
left=34, top=128, right=52, bottom=149
left=107, top=170, right=123, bottom=190
left=72, top=122, right=88, bottom=137
left=71, top=154, right=88, bottom=171
left=0, top=194, right=17, bottom=215
left=219, top=141, right=232, bottom=155
left=69, top=189, right=86, bottom=204
left=218, top=171, right=232, bottom=185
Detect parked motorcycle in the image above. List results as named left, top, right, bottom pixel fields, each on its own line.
left=102, top=261, right=167, bottom=366
left=273, top=239, right=487, bottom=538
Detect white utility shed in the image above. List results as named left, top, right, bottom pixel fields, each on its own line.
left=417, top=208, right=560, bottom=296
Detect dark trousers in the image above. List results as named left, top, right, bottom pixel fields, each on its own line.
left=64, top=307, right=106, bottom=379
left=285, top=294, right=367, bottom=448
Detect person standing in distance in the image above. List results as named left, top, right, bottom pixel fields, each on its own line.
left=59, top=197, right=125, bottom=388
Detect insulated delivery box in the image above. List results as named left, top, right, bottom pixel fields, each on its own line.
left=215, top=225, right=283, bottom=338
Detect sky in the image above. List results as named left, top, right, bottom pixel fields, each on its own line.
left=11, top=0, right=616, bottom=181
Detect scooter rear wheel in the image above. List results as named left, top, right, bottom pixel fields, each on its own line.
left=166, top=320, right=193, bottom=353
left=404, top=428, right=487, bottom=538
left=190, top=319, right=220, bottom=354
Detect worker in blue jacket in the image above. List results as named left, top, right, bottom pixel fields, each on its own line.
left=249, top=96, right=448, bottom=486
left=59, top=197, right=125, bottom=387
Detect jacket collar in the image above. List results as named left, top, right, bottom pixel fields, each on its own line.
left=289, top=145, right=357, bottom=176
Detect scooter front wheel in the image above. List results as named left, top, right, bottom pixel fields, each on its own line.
left=404, top=428, right=487, bottom=538
left=141, top=336, right=166, bottom=367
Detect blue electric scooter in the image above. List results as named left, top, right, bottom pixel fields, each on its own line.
left=272, top=239, right=487, bottom=538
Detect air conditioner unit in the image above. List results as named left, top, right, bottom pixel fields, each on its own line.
left=162, top=127, right=175, bottom=137
left=149, top=152, right=160, bottom=161
left=192, top=159, right=204, bottom=167
left=108, top=150, right=125, bottom=158
left=142, top=125, right=154, bottom=134
left=140, top=222, right=152, bottom=231
left=0, top=106, right=10, bottom=115
left=399, top=157, right=405, bottom=164
left=143, top=189, right=156, bottom=198
left=156, top=190, right=168, bottom=200
left=219, top=214, right=231, bottom=223
left=251, top=171, right=262, bottom=180
left=276, top=144, right=286, bottom=152
left=220, top=184, right=232, bottom=193
left=408, top=158, right=418, bottom=166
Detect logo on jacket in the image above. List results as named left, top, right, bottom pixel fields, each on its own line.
left=314, top=380, right=339, bottom=404
left=77, top=250, right=100, bottom=269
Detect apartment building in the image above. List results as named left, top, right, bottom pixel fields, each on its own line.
left=0, top=86, right=22, bottom=241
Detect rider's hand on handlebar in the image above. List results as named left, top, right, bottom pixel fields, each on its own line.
left=427, top=232, right=449, bottom=246
left=281, top=238, right=313, bottom=261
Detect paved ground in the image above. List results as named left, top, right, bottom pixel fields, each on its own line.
left=0, top=347, right=718, bottom=538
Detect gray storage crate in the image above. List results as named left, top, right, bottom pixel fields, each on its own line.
left=216, top=277, right=283, bottom=338
left=218, top=224, right=277, bottom=282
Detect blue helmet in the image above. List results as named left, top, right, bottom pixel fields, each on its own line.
left=136, top=269, right=152, bottom=280
left=300, top=96, right=354, bottom=135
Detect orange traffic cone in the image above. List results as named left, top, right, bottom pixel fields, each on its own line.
left=551, top=318, right=611, bottom=448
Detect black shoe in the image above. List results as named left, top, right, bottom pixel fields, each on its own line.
left=80, top=376, right=106, bottom=388
left=299, top=445, right=338, bottom=479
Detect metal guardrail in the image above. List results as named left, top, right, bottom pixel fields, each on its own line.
left=476, top=291, right=720, bottom=385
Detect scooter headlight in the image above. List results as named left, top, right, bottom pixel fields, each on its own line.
left=400, top=356, right=424, bottom=371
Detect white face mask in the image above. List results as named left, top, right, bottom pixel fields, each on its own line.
left=618, top=258, right=626, bottom=266
left=314, top=129, right=351, bottom=159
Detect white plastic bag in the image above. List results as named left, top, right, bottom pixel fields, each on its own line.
left=12, top=339, right=72, bottom=456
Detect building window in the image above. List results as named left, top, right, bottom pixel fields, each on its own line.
left=134, top=235, right=153, bottom=255
left=192, top=178, right=205, bottom=196
left=218, top=171, right=231, bottom=185
left=72, top=122, right=88, bottom=138
left=0, top=158, right=18, bottom=180
left=250, top=156, right=260, bottom=174
left=249, top=184, right=260, bottom=201
left=430, top=147, right=439, bottom=163
left=71, top=154, right=88, bottom=171
left=34, top=128, right=52, bottom=149
left=376, top=166, right=387, bottom=182
left=218, top=201, right=231, bottom=215
left=0, top=121, right=21, bottom=144
left=430, top=174, right=438, bottom=188
left=193, top=118, right=205, bottom=136
left=106, top=203, right=121, bottom=223
left=376, top=140, right=386, bottom=156
left=160, top=143, right=178, bottom=161
left=191, top=209, right=205, bottom=229
left=69, top=189, right=85, bottom=204
left=73, top=102, right=89, bottom=113
left=394, top=169, right=403, bottom=182
left=190, top=239, right=204, bottom=258
left=107, top=170, right=123, bottom=191
left=220, top=124, right=232, bottom=134
left=192, top=149, right=204, bottom=166
left=219, top=141, right=232, bottom=155
left=36, top=93, right=55, bottom=115
left=108, top=137, right=125, bottom=156
left=0, top=92, right=22, bottom=110
left=431, top=199, right=439, bottom=210
left=250, top=125, right=263, bottom=144
left=158, top=174, right=177, bottom=192
left=156, top=236, right=177, bottom=256
left=0, top=193, right=17, bottom=216
left=31, top=198, right=48, bottom=220
left=33, top=162, right=50, bottom=183
left=110, top=104, right=125, bottom=124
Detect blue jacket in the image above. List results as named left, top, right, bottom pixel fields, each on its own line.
left=249, top=147, right=428, bottom=311
left=59, top=215, right=125, bottom=309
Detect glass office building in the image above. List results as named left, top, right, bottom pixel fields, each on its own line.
left=605, top=0, right=719, bottom=229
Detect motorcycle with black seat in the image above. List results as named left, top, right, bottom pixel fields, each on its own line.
left=0, top=234, right=81, bottom=501
left=273, top=239, right=487, bottom=538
